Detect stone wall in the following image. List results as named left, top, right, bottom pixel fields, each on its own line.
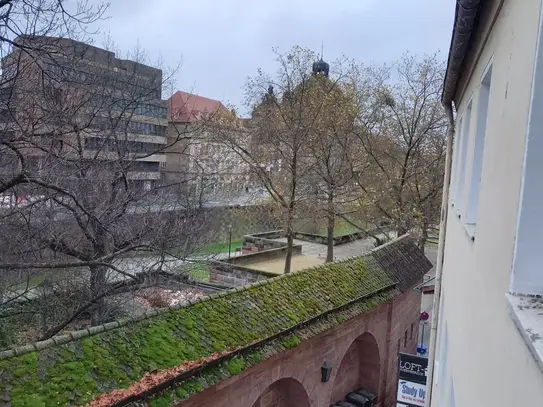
left=231, top=245, right=302, bottom=266
left=209, top=262, right=274, bottom=287
left=174, top=289, right=422, bottom=407
left=242, top=232, right=286, bottom=253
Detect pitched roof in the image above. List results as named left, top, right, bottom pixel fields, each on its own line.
left=0, top=235, right=430, bottom=407
left=168, top=91, right=228, bottom=123
left=414, top=276, right=436, bottom=292
left=372, top=236, right=433, bottom=292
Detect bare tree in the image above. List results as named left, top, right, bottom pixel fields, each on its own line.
left=0, top=6, right=221, bottom=344
left=305, top=76, right=360, bottom=262
left=349, top=53, right=447, bottom=248
left=213, top=47, right=354, bottom=273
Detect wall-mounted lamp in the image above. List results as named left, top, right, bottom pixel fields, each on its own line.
left=321, top=361, right=333, bottom=383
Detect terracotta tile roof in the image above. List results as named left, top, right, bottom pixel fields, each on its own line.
left=168, top=91, right=228, bottom=123
left=0, top=235, right=431, bottom=406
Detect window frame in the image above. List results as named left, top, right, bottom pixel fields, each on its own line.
left=450, top=116, right=464, bottom=202
left=465, top=61, right=493, bottom=237
left=456, top=100, right=473, bottom=216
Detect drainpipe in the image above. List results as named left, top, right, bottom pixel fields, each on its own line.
left=424, top=103, right=455, bottom=406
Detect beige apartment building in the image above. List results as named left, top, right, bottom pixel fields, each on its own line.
left=1, top=36, right=168, bottom=191
left=165, top=90, right=250, bottom=193
left=430, top=0, right=543, bottom=406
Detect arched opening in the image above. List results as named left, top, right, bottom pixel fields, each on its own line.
left=330, top=332, right=381, bottom=404
left=251, top=378, right=310, bottom=407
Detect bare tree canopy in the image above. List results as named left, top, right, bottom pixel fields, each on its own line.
left=0, top=3, right=445, bottom=350
left=0, top=1, right=241, bottom=346
left=347, top=53, right=447, bottom=248
left=211, top=47, right=363, bottom=272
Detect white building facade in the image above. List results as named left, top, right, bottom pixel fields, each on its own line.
left=431, top=0, right=543, bottom=406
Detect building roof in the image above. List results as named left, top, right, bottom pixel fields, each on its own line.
left=414, top=276, right=436, bottom=292
left=442, top=0, right=484, bottom=105
left=168, top=91, right=228, bottom=123
left=0, top=235, right=431, bottom=407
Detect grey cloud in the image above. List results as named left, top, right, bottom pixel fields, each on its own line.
left=90, top=0, right=455, bottom=112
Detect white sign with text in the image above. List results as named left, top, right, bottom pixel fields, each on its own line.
left=396, top=380, right=426, bottom=407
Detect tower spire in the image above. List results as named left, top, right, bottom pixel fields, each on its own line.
left=312, top=43, right=330, bottom=78
left=321, top=40, right=324, bottom=60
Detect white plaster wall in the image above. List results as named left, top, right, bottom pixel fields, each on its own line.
left=432, top=0, right=543, bottom=406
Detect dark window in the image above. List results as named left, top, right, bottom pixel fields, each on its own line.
left=128, top=161, right=159, bottom=172
left=404, top=330, right=408, bottom=348
left=410, top=323, right=414, bottom=340
left=84, top=137, right=163, bottom=155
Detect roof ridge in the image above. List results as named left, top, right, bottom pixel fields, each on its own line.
left=171, top=90, right=224, bottom=105
left=369, top=233, right=408, bottom=253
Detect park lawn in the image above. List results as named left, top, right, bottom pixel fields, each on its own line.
left=197, top=239, right=243, bottom=255
left=186, top=263, right=212, bottom=282
left=316, top=224, right=364, bottom=237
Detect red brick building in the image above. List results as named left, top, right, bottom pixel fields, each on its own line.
left=179, top=290, right=422, bottom=407
left=0, top=235, right=431, bottom=407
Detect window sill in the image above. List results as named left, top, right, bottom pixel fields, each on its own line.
left=506, top=293, right=543, bottom=374
left=464, top=223, right=476, bottom=241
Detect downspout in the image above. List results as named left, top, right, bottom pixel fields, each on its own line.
left=424, top=102, right=454, bottom=406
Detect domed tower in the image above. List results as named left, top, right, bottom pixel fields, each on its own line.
left=312, top=58, right=330, bottom=78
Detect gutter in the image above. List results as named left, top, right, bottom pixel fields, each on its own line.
left=442, top=0, right=483, bottom=105
left=427, top=1, right=482, bottom=404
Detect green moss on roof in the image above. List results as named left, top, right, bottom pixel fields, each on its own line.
left=148, top=288, right=397, bottom=405
left=0, top=236, right=429, bottom=406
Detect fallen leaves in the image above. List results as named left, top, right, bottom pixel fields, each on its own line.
left=84, top=350, right=232, bottom=407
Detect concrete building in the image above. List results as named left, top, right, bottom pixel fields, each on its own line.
left=430, top=1, right=543, bottom=406
left=1, top=36, right=168, bottom=190
left=165, top=90, right=250, bottom=193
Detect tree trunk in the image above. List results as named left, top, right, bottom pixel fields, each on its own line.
left=396, top=217, right=408, bottom=236
left=89, top=265, right=107, bottom=326
left=284, top=212, right=294, bottom=274
left=326, top=193, right=334, bottom=263
left=418, top=221, right=429, bottom=250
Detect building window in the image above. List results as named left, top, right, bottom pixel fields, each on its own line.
left=410, top=323, right=414, bottom=340
left=404, top=330, right=408, bottom=348
left=512, top=39, right=543, bottom=295
left=450, top=117, right=463, bottom=200
left=466, top=63, right=492, bottom=228
left=455, top=100, right=473, bottom=214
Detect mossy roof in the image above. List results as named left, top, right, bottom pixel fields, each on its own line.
left=0, top=235, right=431, bottom=407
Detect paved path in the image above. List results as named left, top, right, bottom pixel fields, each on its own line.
left=271, top=234, right=391, bottom=261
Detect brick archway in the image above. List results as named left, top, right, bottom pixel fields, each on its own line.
left=251, top=378, right=310, bottom=407
left=330, top=332, right=381, bottom=404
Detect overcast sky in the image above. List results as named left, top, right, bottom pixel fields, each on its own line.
left=93, top=0, right=456, bottom=112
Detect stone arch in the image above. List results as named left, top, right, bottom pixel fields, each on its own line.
left=251, top=378, right=310, bottom=407
left=330, top=332, right=381, bottom=404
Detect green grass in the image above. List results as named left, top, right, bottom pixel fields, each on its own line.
left=186, top=264, right=211, bottom=282
left=197, top=239, right=242, bottom=255
left=315, top=225, right=364, bottom=238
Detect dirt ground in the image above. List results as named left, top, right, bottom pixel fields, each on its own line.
left=245, top=254, right=324, bottom=275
